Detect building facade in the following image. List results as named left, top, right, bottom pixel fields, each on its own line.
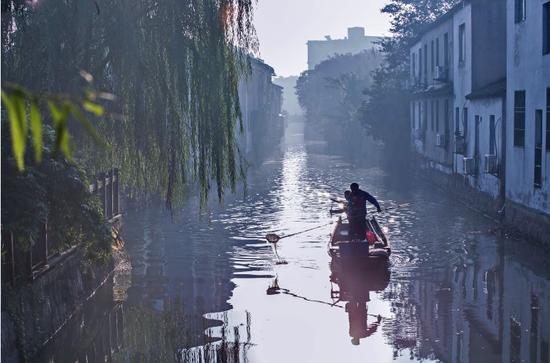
left=307, top=27, right=382, bottom=70
left=238, top=57, right=283, bottom=155
left=504, top=0, right=550, bottom=240
left=409, top=0, right=550, bottom=243
left=410, top=0, right=507, bottom=206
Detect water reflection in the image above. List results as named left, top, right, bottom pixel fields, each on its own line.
left=329, top=259, right=390, bottom=345
left=33, top=118, right=550, bottom=363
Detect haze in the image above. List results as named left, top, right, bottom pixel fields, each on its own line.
left=254, top=0, right=391, bottom=77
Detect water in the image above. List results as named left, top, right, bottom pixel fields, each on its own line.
left=35, top=119, right=550, bottom=363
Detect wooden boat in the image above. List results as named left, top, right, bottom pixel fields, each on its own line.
left=328, top=216, right=391, bottom=263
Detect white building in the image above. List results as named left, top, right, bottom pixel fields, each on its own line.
left=504, top=0, right=550, bottom=241
left=307, top=27, right=383, bottom=70
left=409, top=0, right=509, bottom=216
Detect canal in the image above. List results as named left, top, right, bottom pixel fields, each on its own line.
left=35, top=118, right=550, bottom=362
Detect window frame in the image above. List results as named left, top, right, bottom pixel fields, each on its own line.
left=515, top=0, right=526, bottom=24
left=535, top=109, right=543, bottom=188
left=544, top=2, right=550, bottom=55
left=458, top=23, right=466, bottom=66
left=514, top=90, right=526, bottom=148
left=546, top=88, right=550, bottom=152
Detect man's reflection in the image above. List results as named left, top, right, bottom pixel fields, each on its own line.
left=330, top=259, right=389, bottom=345
left=346, top=300, right=382, bottom=345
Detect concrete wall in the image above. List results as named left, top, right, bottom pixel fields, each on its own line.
left=505, top=0, right=550, bottom=215
left=461, top=97, right=504, bottom=199
left=1, top=248, right=115, bottom=361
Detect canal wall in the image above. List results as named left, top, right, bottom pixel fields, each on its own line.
left=415, top=156, right=550, bottom=246
left=1, top=248, right=117, bottom=362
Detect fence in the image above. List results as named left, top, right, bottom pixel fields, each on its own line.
left=1, top=169, right=121, bottom=287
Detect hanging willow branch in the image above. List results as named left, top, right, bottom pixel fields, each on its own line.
left=2, top=0, right=258, bottom=206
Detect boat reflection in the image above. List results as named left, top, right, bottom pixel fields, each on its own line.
left=329, top=258, right=390, bottom=346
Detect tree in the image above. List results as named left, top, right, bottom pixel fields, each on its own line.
left=1, top=0, right=258, bottom=207
left=358, top=0, right=459, bottom=164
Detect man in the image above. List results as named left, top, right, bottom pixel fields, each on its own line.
left=348, top=182, right=381, bottom=240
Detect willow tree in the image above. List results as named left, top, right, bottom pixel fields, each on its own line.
left=2, top=0, right=257, bottom=207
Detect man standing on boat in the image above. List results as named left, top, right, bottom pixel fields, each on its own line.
left=348, top=183, right=381, bottom=240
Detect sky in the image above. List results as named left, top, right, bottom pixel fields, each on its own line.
left=253, top=0, right=392, bottom=77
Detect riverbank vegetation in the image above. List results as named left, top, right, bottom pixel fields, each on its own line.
left=1, top=0, right=256, bottom=257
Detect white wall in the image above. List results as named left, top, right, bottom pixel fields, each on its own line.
left=506, top=0, right=550, bottom=214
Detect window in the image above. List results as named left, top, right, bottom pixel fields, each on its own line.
left=459, top=24, right=466, bottom=65
left=419, top=48, right=423, bottom=83
left=544, top=2, right=550, bottom=54
left=515, top=0, right=526, bottom=23
left=455, top=107, right=460, bottom=134
left=475, top=115, right=480, bottom=159
left=424, top=44, right=428, bottom=83
left=546, top=88, right=550, bottom=151
left=412, top=52, right=417, bottom=81
left=412, top=102, right=416, bottom=129
left=535, top=110, right=543, bottom=188
left=514, top=91, right=526, bottom=147
left=444, top=99, right=450, bottom=136
left=463, top=107, right=468, bottom=139
left=423, top=101, right=428, bottom=130
left=444, top=33, right=449, bottom=67
left=436, top=99, right=440, bottom=133
left=431, top=100, right=435, bottom=131
left=436, top=37, right=440, bottom=67
left=431, top=40, right=435, bottom=72
left=490, top=115, right=496, bottom=154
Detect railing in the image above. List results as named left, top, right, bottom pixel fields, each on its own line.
left=1, top=168, right=121, bottom=287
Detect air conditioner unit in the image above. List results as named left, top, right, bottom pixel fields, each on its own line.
left=434, top=66, right=448, bottom=81
left=484, top=154, right=498, bottom=174
left=436, top=133, right=447, bottom=147
left=463, top=157, right=476, bottom=175
left=455, top=136, right=466, bottom=154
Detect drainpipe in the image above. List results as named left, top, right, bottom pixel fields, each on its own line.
left=499, top=93, right=506, bottom=220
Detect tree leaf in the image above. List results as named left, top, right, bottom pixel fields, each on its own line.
left=2, top=91, right=27, bottom=170
left=30, top=99, right=42, bottom=162
left=47, top=100, right=71, bottom=159
left=82, top=101, right=104, bottom=116
left=68, top=103, right=106, bottom=147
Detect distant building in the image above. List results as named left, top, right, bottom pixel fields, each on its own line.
left=273, top=76, right=303, bottom=116
left=238, top=57, right=283, bottom=155
left=504, top=0, right=550, bottom=235
left=307, top=27, right=383, bottom=70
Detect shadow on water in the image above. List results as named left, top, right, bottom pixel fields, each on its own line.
left=34, top=117, right=550, bottom=363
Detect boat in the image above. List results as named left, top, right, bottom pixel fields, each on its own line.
left=328, top=216, right=391, bottom=264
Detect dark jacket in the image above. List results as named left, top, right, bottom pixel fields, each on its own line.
left=349, top=189, right=380, bottom=218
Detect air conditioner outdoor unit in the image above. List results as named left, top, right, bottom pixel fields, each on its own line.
left=484, top=154, right=498, bottom=174
left=463, top=157, right=476, bottom=175
left=436, top=133, right=446, bottom=147
left=455, top=136, right=466, bottom=154
left=434, top=66, right=448, bottom=81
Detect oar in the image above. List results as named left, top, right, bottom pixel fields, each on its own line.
left=265, top=221, right=334, bottom=244
left=330, top=202, right=413, bottom=215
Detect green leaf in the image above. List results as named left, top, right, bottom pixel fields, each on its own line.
left=68, top=104, right=106, bottom=147
left=47, top=100, right=71, bottom=159
left=82, top=101, right=104, bottom=116
left=2, top=91, right=27, bottom=170
left=30, top=99, right=42, bottom=162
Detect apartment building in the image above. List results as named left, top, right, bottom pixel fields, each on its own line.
left=504, top=0, right=550, bottom=240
